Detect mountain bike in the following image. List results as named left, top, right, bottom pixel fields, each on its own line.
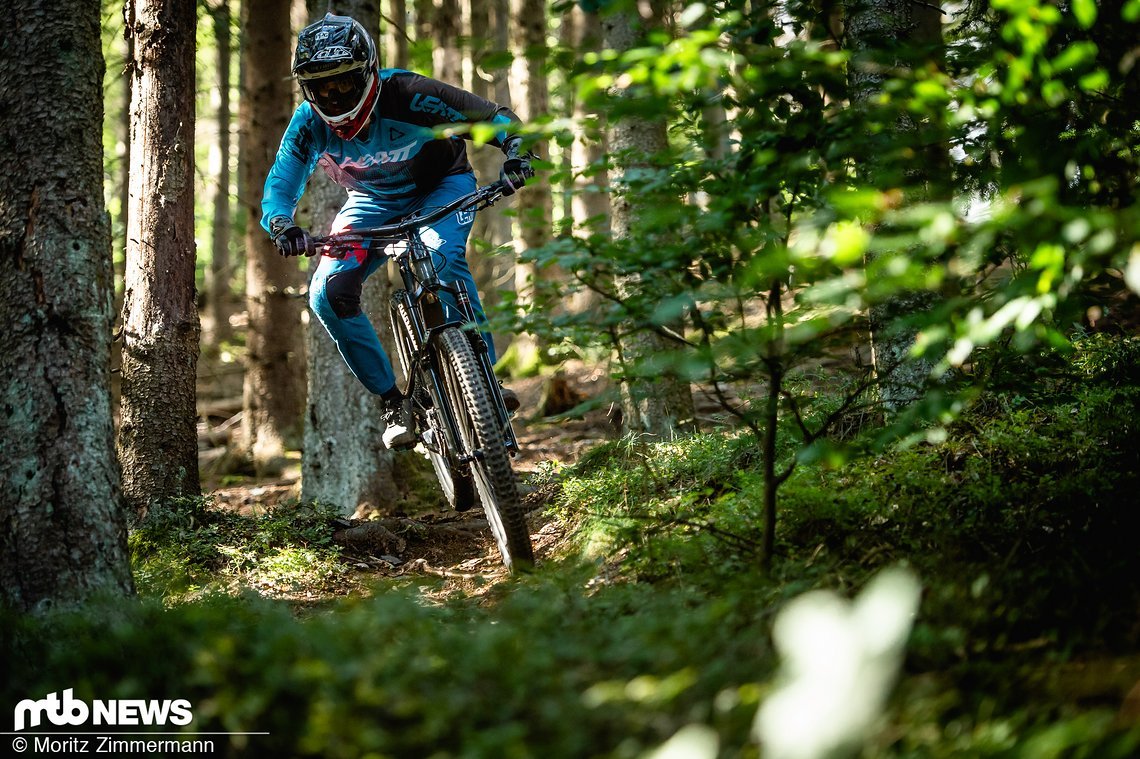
left=313, top=180, right=533, bottom=572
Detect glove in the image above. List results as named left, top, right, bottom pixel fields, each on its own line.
left=272, top=221, right=314, bottom=257
left=500, top=158, right=534, bottom=195
left=499, top=136, right=535, bottom=195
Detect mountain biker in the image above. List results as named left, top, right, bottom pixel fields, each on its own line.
left=261, top=13, right=534, bottom=449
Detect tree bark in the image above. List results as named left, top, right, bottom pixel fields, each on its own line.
left=300, top=0, right=401, bottom=517
left=240, top=0, right=307, bottom=473
left=435, top=0, right=462, bottom=84
left=568, top=5, right=609, bottom=315
left=0, top=0, right=135, bottom=610
left=601, top=7, right=695, bottom=439
left=117, top=32, right=134, bottom=305
left=845, top=0, right=946, bottom=412
left=491, top=0, right=514, bottom=252
left=506, top=0, right=551, bottom=373
left=384, top=0, right=410, bottom=69
left=466, top=0, right=514, bottom=357
left=412, top=0, right=434, bottom=73
left=204, top=0, right=234, bottom=347
left=119, top=0, right=202, bottom=517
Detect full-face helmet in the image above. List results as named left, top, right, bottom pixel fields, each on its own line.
left=293, top=14, right=379, bottom=140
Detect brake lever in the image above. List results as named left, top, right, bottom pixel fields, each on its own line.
left=316, top=243, right=349, bottom=260
left=311, top=235, right=366, bottom=260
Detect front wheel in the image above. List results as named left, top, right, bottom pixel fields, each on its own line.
left=390, top=296, right=474, bottom=512
left=437, top=328, right=534, bottom=571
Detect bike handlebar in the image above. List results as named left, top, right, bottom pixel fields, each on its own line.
left=311, top=179, right=513, bottom=252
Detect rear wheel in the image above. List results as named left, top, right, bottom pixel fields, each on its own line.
left=437, top=327, right=533, bottom=571
left=390, top=297, right=474, bottom=511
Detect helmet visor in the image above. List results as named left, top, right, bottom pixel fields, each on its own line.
left=302, top=70, right=369, bottom=118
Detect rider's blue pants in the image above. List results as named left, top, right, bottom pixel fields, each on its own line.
left=308, top=171, right=494, bottom=396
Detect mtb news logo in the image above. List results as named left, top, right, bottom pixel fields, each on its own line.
left=13, top=689, right=193, bottom=732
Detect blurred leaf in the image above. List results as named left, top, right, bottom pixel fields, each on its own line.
left=1071, top=0, right=1098, bottom=28
left=1126, top=245, right=1140, bottom=296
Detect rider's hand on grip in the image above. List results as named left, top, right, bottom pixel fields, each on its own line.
left=274, top=225, right=315, bottom=257
left=500, top=135, right=535, bottom=196
left=500, top=158, right=534, bottom=196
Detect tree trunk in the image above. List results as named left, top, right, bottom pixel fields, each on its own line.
left=205, top=0, right=234, bottom=347
left=300, top=0, right=401, bottom=517
left=467, top=0, right=513, bottom=357
left=557, top=7, right=577, bottom=226
left=435, top=0, right=462, bottom=84
left=240, top=0, right=307, bottom=473
left=568, top=5, right=609, bottom=315
left=0, top=0, right=135, bottom=610
left=845, top=0, right=946, bottom=412
left=119, top=0, right=202, bottom=518
left=117, top=33, right=133, bottom=305
left=113, top=27, right=134, bottom=415
left=490, top=0, right=514, bottom=252
left=384, top=0, right=410, bottom=69
left=601, top=7, right=695, bottom=439
left=506, top=0, right=551, bottom=374
left=412, top=0, right=434, bottom=73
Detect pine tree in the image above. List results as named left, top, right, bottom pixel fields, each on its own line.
left=1, top=0, right=134, bottom=609
left=845, top=0, right=948, bottom=412
left=204, top=0, right=235, bottom=347
left=300, top=0, right=402, bottom=515
left=601, top=6, right=695, bottom=438
left=118, top=0, right=202, bottom=516
left=240, top=0, right=307, bottom=472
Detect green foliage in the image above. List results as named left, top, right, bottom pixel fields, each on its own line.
left=129, top=498, right=352, bottom=601
left=8, top=341, right=1140, bottom=756
left=69, top=3, right=1140, bottom=756
left=1068, top=332, right=1140, bottom=385
left=1, top=575, right=773, bottom=758
left=5, top=338, right=1140, bottom=756
left=556, top=338, right=1140, bottom=636
left=528, top=0, right=1140, bottom=426
left=514, top=0, right=1140, bottom=573
left=551, top=432, right=767, bottom=574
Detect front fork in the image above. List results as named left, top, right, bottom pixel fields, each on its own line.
left=455, top=284, right=520, bottom=456
left=394, top=287, right=519, bottom=461
left=400, top=235, right=520, bottom=456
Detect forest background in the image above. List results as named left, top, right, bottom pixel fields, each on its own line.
left=2, top=0, right=1140, bottom=756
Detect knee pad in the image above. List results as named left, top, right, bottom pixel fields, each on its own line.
left=323, top=270, right=364, bottom=319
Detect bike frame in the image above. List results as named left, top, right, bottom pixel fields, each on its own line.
left=314, top=182, right=520, bottom=459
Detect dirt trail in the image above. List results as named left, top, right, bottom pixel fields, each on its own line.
left=197, top=345, right=762, bottom=592
left=201, top=362, right=617, bottom=583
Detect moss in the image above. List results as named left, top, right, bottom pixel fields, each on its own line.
left=495, top=340, right=545, bottom=378
left=128, top=498, right=352, bottom=602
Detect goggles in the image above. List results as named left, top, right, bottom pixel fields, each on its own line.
left=301, top=69, right=369, bottom=118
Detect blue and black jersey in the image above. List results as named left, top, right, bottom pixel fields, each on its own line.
left=261, top=69, right=518, bottom=232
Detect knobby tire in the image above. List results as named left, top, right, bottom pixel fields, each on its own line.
left=437, top=327, right=534, bottom=571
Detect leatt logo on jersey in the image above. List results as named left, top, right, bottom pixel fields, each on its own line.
left=410, top=93, right=465, bottom=123
left=353, top=143, right=416, bottom=167
left=379, top=143, right=416, bottom=163
left=312, top=46, right=352, bottom=61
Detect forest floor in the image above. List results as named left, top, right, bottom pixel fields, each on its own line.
left=28, top=322, right=1137, bottom=756
left=195, top=356, right=712, bottom=597
left=190, top=276, right=1140, bottom=605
